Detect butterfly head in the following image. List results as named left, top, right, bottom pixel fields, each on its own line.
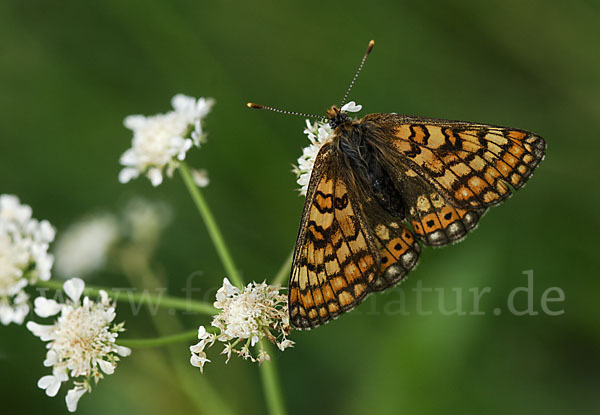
left=326, top=105, right=351, bottom=129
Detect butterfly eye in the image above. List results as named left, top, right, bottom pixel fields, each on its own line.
left=329, top=113, right=350, bottom=129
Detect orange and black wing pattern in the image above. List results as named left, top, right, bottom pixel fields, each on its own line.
left=396, top=164, right=486, bottom=247
left=405, top=188, right=485, bottom=247
left=364, top=113, right=546, bottom=210
left=289, top=113, right=546, bottom=328
left=289, top=144, right=379, bottom=329
left=362, top=113, right=545, bottom=246
left=363, top=199, right=421, bottom=291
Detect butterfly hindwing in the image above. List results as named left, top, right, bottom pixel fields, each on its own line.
left=362, top=114, right=546, bottom=210
left=364, top=200, right=421, bottom=291
left=289, top=144, right=379, bottom=329
left=404, top=185, right=486, bottom=246
left=389, top=163, right=487, bottom=246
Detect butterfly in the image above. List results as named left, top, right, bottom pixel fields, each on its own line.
left=249, top=40, right=546, bottom=329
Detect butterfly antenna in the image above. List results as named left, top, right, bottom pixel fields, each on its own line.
left=340, top=40, right=375, bottom=108
left=246, top=102, right=322, bottom=119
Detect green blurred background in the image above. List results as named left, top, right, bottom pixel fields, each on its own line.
left=1, top=0, right=599, bottom=414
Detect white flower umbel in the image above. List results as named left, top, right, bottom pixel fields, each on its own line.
left=26, top=278, right=130, bottom=412
left=190, top=278, right=294, bottom=372
left=0, top=195, right=55, bottom=325
left=292, top=101, right=362, bottom=196
left=53, top=214, right=119, bottom=279
left=119, top=94, right=215, bottom=186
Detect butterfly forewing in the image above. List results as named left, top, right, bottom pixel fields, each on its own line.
left=289, top=144, right=379, bottom=329
left=363, top=114, right=546, bottom=210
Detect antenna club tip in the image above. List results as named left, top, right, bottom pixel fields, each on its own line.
left=247, top=102, right=262, bottom=109
left=367, top=40, right=375, bottom=54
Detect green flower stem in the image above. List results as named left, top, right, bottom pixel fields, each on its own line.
left=119, top=248, right=235, bottom=415
left=259, top=341, right=287, bottom=415
left=118, top=326, right=220, bottom=349
left=179, top=161, right=244, bottom=288
left=35, top=279, right=216, bottom=315
left=273, top=249, right=294, bottom=286
left=118, top=329, right=198, bottom=348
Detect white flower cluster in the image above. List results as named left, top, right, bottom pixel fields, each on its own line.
left=27, top=278, right=130, bottom=412
left=292, top=101, right=362, bottom=196
left=293, top=119, right=334, bottom=197
left=190, top=278, right=293, bottom=372
left=0, top=195, right=55, bottom=325
left=119, top=94, right=214, bottom=186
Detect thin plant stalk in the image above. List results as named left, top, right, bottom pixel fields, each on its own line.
left=118, top=329, right=199, bottom=348
left=35, top=279, right=216, bottom=315
left=259, top=340, right=287, bottom=415
left=119, top=245, right=235, bottom=415
left=179, top=161, right=244, bottom=288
